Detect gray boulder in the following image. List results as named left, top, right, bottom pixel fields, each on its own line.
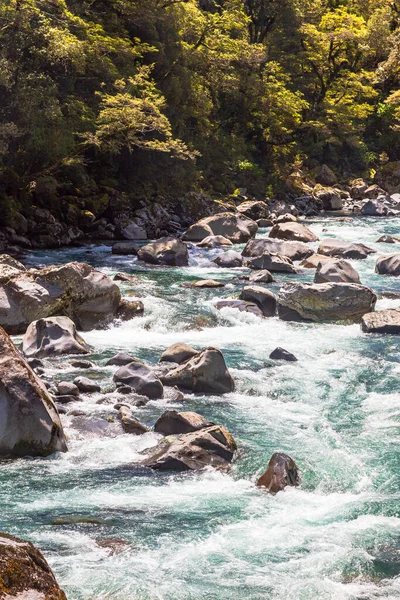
left=213, top=251, right=243, bottom=268
left=0, top=254, right=26, bottom=282
left=245, top=252, right=297, bottom=273
left=318, top=239, right=376, bottom=260
left=300, top=253, right=336, bottom=269
left=240, top=286, right=277, bottom=317
left=106, top=352, right=137, bottom=366
left=160, top=343, right=198, bottom=364
left=154, top=410, right=214, bottom=435
left=23, top=316, right=91, bottom=358
left=114, top=362, right=163, bottom=399
left=236, top=200, right=269, bottom=220
left=161, top=347, right=234, bottom=394
left=56, top=381, right=80, bottom=397
left=183, top=213, right=257, bottom=243
left=375, top=254, right=400, bottom=276
left=314, top=259, right=360, bottom=284
left=197, top=235, right=232, bottom=248
left=269, top=347, right=297, bottom=362
left=278, top=282, right=377, bottom=322
left=215, top=299, right=264, bottom=318
left=0, top=326, right=67, bottom=457
left=112, top=242, right=139, bottom=255
left=361, top=309, right=400, bottom=334
left=376, top=235, right=399, bottom=244
left=248, top=270, right=274, bottom=284
left=142, top=425, right=236, bottom=471
left=269, top=222, right=318, bottom=243
left=118, top=406, right=149, bottom=434
left=314, top=187, right=343, bottom=210
left=361, top=199, right=387, bottom=216
left=242, top=239, right=314, bottom=261
left=137, top=237, right=189, bottom=266
left=73, top=376, right=101, bottom=393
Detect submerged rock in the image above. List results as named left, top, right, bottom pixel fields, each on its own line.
left=114, top=362, right=163, bottom=399
left=314, top=259, right=360, bottom=284
left=0, top=533, right=67, bottom=599
left=215, top=299, right=264, bottom=318
left=278, top=282, right=377, bottom=322
left=361, top=309, right=400, bottom=334
left=160, top=343, right=198, bottom=364
left=256, top=452, right=300, bottom=493
left=318, top=239, right=376, bottom=260
left=113, top=272, right=141, bottom=282
left=106, top=352, right=138, bottom=366
left=23, top=316, right=91, bottom=358
left=142, top=425, right=236, bottom=471
left=242, top=239, right=313, bottom=262
left=183, top=212, right=257, bottom=243
left=269, top=222, right=318, bottom=243
left=138, top=237, right=189, bottom=266
left=239, top=285, right=277, bottom=317
left=161, top=347, right=234, bottom=394
left=0, top=326, right=67, bottom=457
left=376, top=235, right=399, bottom=244
left=189, top=279, right=225, bottom=288
left=154, top=410, right=214, bottom=435
left=375, top=253, right=400, bottom=276
left=269, top=348, right=298, bottom=362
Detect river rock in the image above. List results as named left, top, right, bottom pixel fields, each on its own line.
left=117, top=299, right=144, bottom=321
left=313, top=164, right=337, bottom=186
left=213, top=251, right=243, bottom=268
left=142, top=425, right=236, bottom=471
left=160, top=343, right=198, bottom=364
left=154, top=410, right=214, bottom=435
left=361, top=199, right=387, bottom=216
left=318, top=239, right=376, bottom=260
left=248, top=270, right=274, bottom=284
left=276, top=214, right=297, bottom=224
left=269, top=222, right=318, bottom=243
left=183, top=213, right=257, bottom=243
left=240, top=286, right=277, bottom=317
left=112, top=242, right=139, bottom=255
left=242, top=239, right=313, bottom=261
left=161, top=347, right=234, bottom=394
left=0, top=533, right=67, bottom=599
left=23, top=316, right=91, bottom=358
left=236, top=200, right=269, bottom=220
left=314, top=186, right=343, bottom=210
left=197, top=235, right=232, bottom=248
left=0, top=254, right=26, bottom=282
left=300, top=253, right=335, bottom=268
left=113, top=272, right=141, bottom=282
left=278, top=282, right=377, bottom=322
left=375, top=254, right=400, bottom=276
left=70, top=359, right=93, bottom=369
left=376, top=235, right=399, bottom=244
left=361, top=308, right=400, bottom=334
left=0, top=261, right=121, bottom=334
left=114, top=362, right=163, bottom=399
left=118, top=406, right=149, bottom=434
left=73, top=376, right=101, bottom=393
left=269, top=347, right=298, bottom=361
left=314, top=259, right=360, bottom=284
left=0, top=326, right=67, bottom=457
left=256, top=452, right=300, bottom=493
left=106, top=352, right=138, bottom=366
left=215, top=299, right=264, bottom=317
left=245, top=252, right=297, bottom=273
left=137, top=237, right=189, bottom=266
left=120, top=221, right=147, bottom=240
left=191, top=279, right=225, bottom=288
left=57, top=381, right=80, bottom=397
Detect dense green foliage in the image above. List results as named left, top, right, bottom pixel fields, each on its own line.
left=0, top=0, right=399, bottom=218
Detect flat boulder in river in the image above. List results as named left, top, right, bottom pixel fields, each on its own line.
left=137, top=237, right=189, bottom=266
left=314, top=259, right=360, bottom=284
left=160, top=343, right=198, bottom=364
left=23, top=316, right=91, bottom=358
left=257, top=452, right=300, bottom=493
left=318, top=239, right=376, bottom=260
left=154, top=410, right=214, bottom=435
left=242, top=239, right=313, bottom=261
left=161, top=347, right=234, bottom=394
left=0, top=532, right=67, bottom=599
left=0, top=326, right=67, bottom=457
left=361, top=309, right=400, bottom=334
left=114, top=362, right=164, bottom=399
left=183, top=212, right=257, bottom=243
left=142, top=425, right=236, bottom=471
left=269, top=222, right=319, bottom=243
left=278, top=282, right=377, bottom=322
left=375, top=253, right=400, bottom=276
left=0, top=259, right=121, bottom=334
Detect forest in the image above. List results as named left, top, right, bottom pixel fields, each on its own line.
left=0, top=0, right=400, bottom=224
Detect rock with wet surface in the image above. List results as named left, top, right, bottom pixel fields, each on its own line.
left=0, top=254, right=26, bottom=282
left=190, top=279, right=225, bottom=288
left=197, top=235, right=233, bottom=248
left=142, top=425, right=236, bottom=471
left=245, top=252, right=297, bottom=273
left=138, top=237, right=189, bottom=266
left=361, top=309, right=400, bottom=334
left=160, top=343, right=198, bottom=364
left=73, top=376, right=101, bottom=393
left=113, top=272, right=141, bottom=282
left=183, top=212, right=257, bottom=243
left=70, top=359, right=93, bottom=369
left=112, top=242, right=139, bottom=255
left=0, top=533, right=67, bottom=599
left=117, top=299, right=144, bottom=321
left=236, top=200, right=269, bottom=220
left=318, top=239, right=376, bottom=260
left=161, top=347, right=234, bottom=394
left=57, top=381, right=80, bottom=397
left=257, top=452, right=300, bottom=493
left=242, top=239, right=313, bottom=262
left=213, top=250, right=243, bottom=268
left=0, top=326, right=67, bottom=457
left=114, top=362, right=163, bottom=399
left=300, top=253, right=336, bottom=269
left=106, top=352, right=138, bottom=366
left=215, top=299, right=264, bottom=318
left=118, top=406, right=149, bottom=434
left=278, top=282, right=377, bottom=322
left=154, top=410, right=214, bottom=435
left=269, top=348, right=298, bottom=361
left=375, top=254, right=400, bottom=276
left=23, top=316, right=91, bottom=358
left=269, top=222, right=318, bottom=243
left=240, top=286, right=277, bottom=317
left=314, top=259, right=360, bottom=284
left=361, top=199, right=387, bottom=216
left=248, top=270, right=274, bottom=284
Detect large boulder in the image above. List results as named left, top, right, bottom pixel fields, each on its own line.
left=375, top=254, right=400, bottom=276
left=160, top=343, right=198, bottom=364
left=142, top=425, right=236, bottom=471
left=114, top=362, right=163, bottom=399
left=239, top=286, right=277, bottom=317
left=269, top=222, right=318, bottom=243
left=300, top=253, right=335, bottom=269
left=245, top=252, right=297, bottom=273
left=137, top=237, right=189, bottom=266
left=278, top=282, right=377, bottom=322
left=0, top=254, right=26, bottom=282
left=256, top=452, right=300, bottom=493
left=23, top=316, right=91, bottom=358
left=161, top=347, right=234, bottom=394
left=0, top=533, right=67, bottom=599
left=0, top=261, right=121, bottom=334
left=318, top=239, right=376, bottom=260
left=213, top=250, right=243, bottom=268
left=215, top=299, right=264, bottom=317
left=119, top=220, right=147, bottom=240
left=361, top=309, right=400, bottom=334
left=183, top=213, right=257, bottom=243
left=242, top=239, right=314, bottom=262
left=314, top=259, right=360, bottom=284
left=154, top=410, right=214, bottom=435
left=0, top=326, right=67, bottom=457
left=236, top=200, right=269, bottom=220
left=361, top=199, right=387, bottom=216
left=313, top=186, right=343, bottom=210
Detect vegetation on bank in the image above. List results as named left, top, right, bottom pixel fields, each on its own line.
left=0, top=0, right=400, bottom=225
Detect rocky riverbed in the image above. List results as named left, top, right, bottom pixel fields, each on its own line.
left=0, top=214, right=399, bottom=600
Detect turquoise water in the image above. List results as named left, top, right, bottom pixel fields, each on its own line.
left=1, top=217, right=399, bottom=599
